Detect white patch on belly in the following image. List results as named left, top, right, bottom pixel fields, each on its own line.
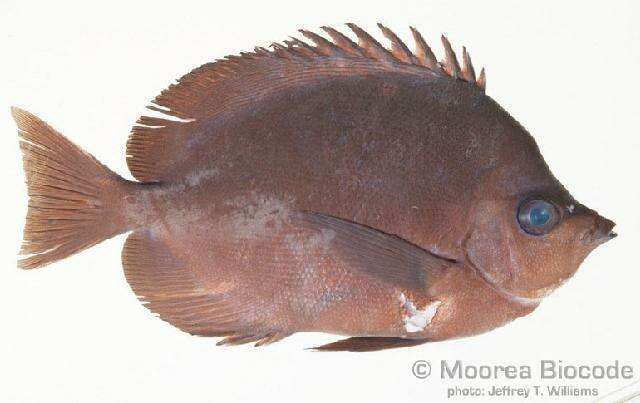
left=399, top=292, right=441, bottom=333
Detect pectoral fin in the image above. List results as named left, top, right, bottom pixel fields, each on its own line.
left=295, top=212, right=454, bottom=291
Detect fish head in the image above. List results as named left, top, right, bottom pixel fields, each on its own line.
left=462, top=118, right=615, bottom=304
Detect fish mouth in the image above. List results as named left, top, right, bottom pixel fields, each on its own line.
left=581, top=215, right=617, bottom=246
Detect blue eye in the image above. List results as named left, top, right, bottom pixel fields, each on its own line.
left=529, top=206, right=551, bottom=226
left=517, top=199, right=560, bottom=235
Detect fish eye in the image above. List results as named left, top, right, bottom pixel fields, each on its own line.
left=517, top=199, right=560, bottom=236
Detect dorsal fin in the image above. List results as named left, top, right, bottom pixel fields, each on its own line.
left=409, top=26, right=440, bottom=70
left=284, top=37, right=319, bottom=56
left=440, top=35, right=461, bottom=78
left=320, top=26, right=363, bottom=56
left=377, top=23, right=419, bottom=64
left=126, top=24, right=486, bottom=183
left=298, top=30, right=344, bottom=56
left=461, top=46, right=476, bottom=82
left=477, top=67, right=487, bottom=91
left=346, top=23, right=397, bottom=62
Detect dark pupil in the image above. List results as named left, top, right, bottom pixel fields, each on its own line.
left=529, top=206, right=551, bottom=226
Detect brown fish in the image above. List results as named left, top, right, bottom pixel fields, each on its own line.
left=13, top=24, right=616, bottom=352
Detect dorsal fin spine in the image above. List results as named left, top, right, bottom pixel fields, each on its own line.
left=285, top=37, right=320, bottom=56
left=320, top=26, right=363, bottom=56
left=377, top=23, right=418, bottom=64
left=346, top=23, right=397, bottom=62
left=299, top=30, right=344, bottom=56
left=409, top=26, right=441, bottom=72
left=477, top=68, right=486, bottom=91
left=461, top=46, right=476, bottom=82
left=270, top=42, right=293, bottom=59
left=440, top=35, right=461, bottom=78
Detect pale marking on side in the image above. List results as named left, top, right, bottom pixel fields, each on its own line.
left=185, top=168, right=221, bottom=187
left=399, top=292, right=441, bottom=333
left=226, top=196, right=290, bottom=241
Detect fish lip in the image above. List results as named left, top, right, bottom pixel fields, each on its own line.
left=603, top=229, right=618, bottom=243
left=600, top=218, right=617, bottom=242
left=581, top=216, right=617, bottom=246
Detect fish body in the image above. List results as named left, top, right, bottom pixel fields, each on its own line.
left=14, top=24, right=615, bottom=351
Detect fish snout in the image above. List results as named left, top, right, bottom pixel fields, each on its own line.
left=580, top=213, right=617, bottom=246
left=596, top=215, right=617, bottom=242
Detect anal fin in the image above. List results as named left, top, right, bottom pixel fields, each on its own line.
left=122, top=231, right=254, bottom=338
left=217, top=332, right=292, bottom=347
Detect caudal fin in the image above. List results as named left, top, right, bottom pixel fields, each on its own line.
left=12, top=107, right=130, bottom=269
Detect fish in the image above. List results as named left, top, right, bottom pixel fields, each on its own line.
left=12, top=23, right=616, bottom=352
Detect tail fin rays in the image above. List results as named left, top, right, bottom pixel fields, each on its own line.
left=13, top=107, right=129, bottom=269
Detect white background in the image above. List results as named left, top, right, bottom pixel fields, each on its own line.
left=1, top=1, right=638, bottom=402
